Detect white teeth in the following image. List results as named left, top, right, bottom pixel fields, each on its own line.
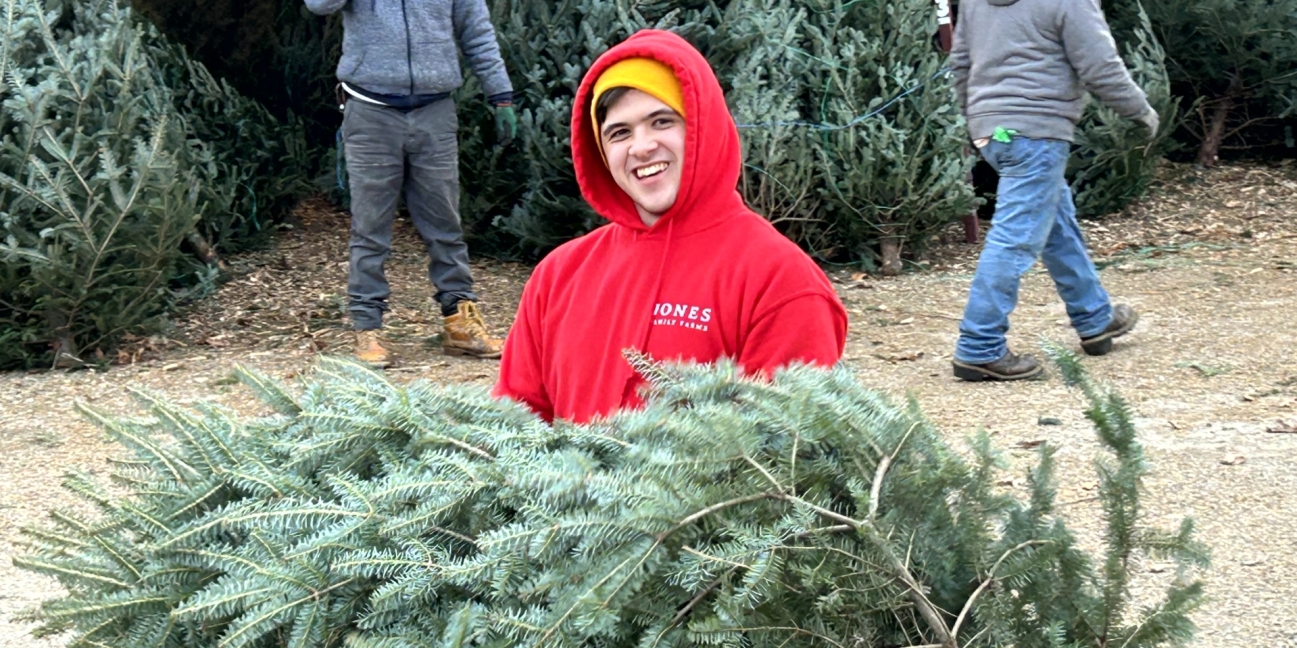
left=635, top=163, right=668, bottom=179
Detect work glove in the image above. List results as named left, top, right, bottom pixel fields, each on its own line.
left=1134, top=108, right=1160, bottom=138
left=493, top=103, right=518, bottom=147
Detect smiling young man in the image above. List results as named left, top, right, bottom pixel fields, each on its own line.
left=492, top=30, right=848, bottom=424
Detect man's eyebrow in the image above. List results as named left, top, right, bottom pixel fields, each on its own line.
left=645, top=108, right=678, bottom=120
left=601, top=108, right=681, bottom=137
left=601, top=120, right=629, bottom=138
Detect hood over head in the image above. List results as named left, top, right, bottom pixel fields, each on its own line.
left=572, top=30, right=743, bottom=234
left=590, top=57, right=686, bottom=158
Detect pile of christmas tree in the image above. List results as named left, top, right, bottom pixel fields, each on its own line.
left=118, top=0, right=1297, bottom=265
left=476, top=0, right=1203, bottom=265
left=0, top=0, right=311, bottom=369
left=16, top=353, right=1207, bottom=647
left=487, top=0, right=979, bottom=270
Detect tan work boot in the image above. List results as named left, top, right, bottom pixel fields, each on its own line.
left=353, top=329, right=392, bottom=368
left=443, top=301, right=503, bottom=359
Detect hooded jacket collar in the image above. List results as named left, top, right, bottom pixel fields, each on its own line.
left=571, top=30, right=745, bottom=237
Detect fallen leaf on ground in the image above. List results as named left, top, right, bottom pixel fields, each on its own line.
left=1265, top=420, right=1296, bottom=434
left=1220, top=453, right=1247, bottom=466
left=878, top=351, right=924, bottom=363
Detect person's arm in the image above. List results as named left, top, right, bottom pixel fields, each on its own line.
left=493, top=278, right=555, bottom=422
left=453, top=0, right=514, bottom=101
left=950, top=4, right=971, bottom=115
left=737, top=293, right=847, bottom=379
left=303, top=0, right=347, bottom=16
left=1061, top=0, right=1154, bottom=121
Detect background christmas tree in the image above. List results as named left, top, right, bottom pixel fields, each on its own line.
left=724, top=0, right=822, bottom=247
left=1133, top=0, right=1297, bottom=166
left=0, top=0, right=309, bottom=369
left=800, top=0, right=976, bottom=273
left=1068, top=6, right=1180, bottom=218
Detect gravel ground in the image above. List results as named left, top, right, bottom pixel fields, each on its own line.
left=2, top=162, right=1295, bottom=647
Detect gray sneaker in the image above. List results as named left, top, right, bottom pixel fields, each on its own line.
left=1080, top=304, right=1139, bottom=356
left=952, top=351, right=1044, bottom=382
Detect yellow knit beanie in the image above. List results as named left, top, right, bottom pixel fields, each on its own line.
left=590, top=57, right=686, bottom=150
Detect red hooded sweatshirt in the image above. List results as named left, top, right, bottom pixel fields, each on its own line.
left=494, top=30, right=847, bottom=423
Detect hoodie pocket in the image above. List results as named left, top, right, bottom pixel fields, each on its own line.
left=339, top=50, right=366, bottom=80
left=410, top=36, right=463, bottom=94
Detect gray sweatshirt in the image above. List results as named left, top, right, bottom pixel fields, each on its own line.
left=304, top=0, right=512, bottom=101
left=950, top=0, right=1153, bottom=142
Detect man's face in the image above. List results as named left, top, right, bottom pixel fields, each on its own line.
left=600, top=89, right=686, bottom=228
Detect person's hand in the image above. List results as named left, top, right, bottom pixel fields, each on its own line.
left=1135, top=108, right=1160, bottom=138
left=493, top=104, right=518, bottom=146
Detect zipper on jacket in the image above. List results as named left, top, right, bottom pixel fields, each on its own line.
left=399, top=0, right=414, bottom=95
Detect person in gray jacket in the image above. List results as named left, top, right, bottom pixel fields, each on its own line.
left=949, top=0, right=1158, bottom=381
left=305, top=0, right=517, bottom=366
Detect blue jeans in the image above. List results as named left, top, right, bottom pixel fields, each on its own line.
left=954, top=137, right=1112, bottom=364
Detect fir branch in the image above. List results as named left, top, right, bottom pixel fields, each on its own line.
left=777, top=492, right=954, bottom=646
left=621, top=348, right=674, bottom=387
left=949, top=540, right=1050, bottom=641
left=871, top=420, right=921, bottom=520
left=232, top=365, right=302, bottom=415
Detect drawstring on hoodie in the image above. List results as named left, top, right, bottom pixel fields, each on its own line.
left=622, top=216, right=675, bottom=404
left=644, top=216, right=675, bottom=351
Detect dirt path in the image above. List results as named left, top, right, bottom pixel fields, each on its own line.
left=2, top=162, right=1295, bottom=647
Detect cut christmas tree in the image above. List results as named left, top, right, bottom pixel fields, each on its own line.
left=16, top=352, right=1206, bottom=647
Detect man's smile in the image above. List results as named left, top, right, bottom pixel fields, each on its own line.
left=634, top=162, right=669, bottom=179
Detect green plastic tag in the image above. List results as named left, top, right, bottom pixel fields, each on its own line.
left=992, top=126, right=1018, bottom=144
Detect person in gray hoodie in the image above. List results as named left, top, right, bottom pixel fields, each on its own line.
left=304, top=0, right=516, bottom=367
left=949, top=0, right=1159, bottom=381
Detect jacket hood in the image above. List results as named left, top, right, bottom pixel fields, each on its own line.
left=571, top=30, right=743, bottom=234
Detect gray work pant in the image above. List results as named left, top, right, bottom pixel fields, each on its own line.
left=342, top=98, right=477, bottom=330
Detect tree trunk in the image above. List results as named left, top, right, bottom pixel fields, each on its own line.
left=963, top=203, right=980, bottom=244
left=879, top=237, right=903, bottom=277
left=46, top=309, right=84, bottom=369
left=1197, top=76, right=1243, bottom=168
